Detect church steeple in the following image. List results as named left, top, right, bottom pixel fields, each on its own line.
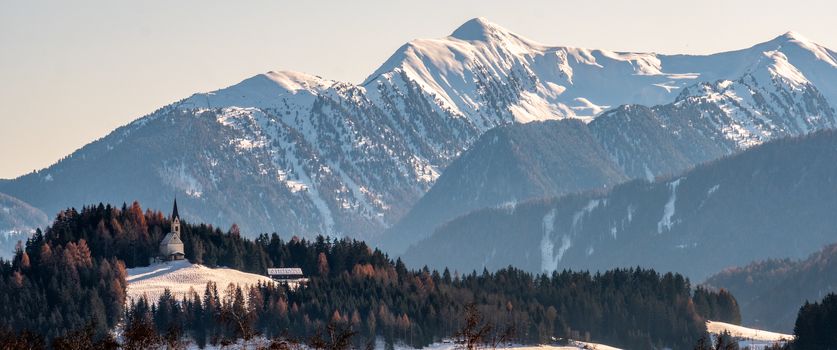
left=171, top=198, right=181, bottom=238
left=172, top=198, right=180, bottom=220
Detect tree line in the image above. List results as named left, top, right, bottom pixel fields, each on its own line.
left=1, top=202, right=741, bottom=349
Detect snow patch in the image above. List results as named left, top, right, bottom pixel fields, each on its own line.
left=657, top=178, right=682, bottom=233
left=572, top=199, right=601, bottom=229
left=643, top=164, right=655, bottom=182
left=707, top=184, right=720, bottom=196
left=540, top=209, right=572, bottom=272
left=158, top=163, right=204, bottom=199
left=540, top=209, right=558, bottom=272
left=556, top=236, right=572, bottom=263
left=763, top=50, right=810, bottom=88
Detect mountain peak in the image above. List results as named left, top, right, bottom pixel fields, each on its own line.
left=178, top=70, right=332, bottom=110
left=760, top=31, right=837, bottom=68
left=778, top=30, right=807, bottom=42
left=450, top=17, right=508, bottom=41
left=764, top=30, right=817, bottom=47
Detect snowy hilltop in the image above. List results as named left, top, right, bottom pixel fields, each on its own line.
left=126, top=260, right=273, bottom=304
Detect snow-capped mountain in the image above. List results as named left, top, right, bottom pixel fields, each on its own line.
left=402, top=129, right=837, bottom=281
left=591, top=54, right=836, bottom=180
left=1, top=18, right=835, bottom=239
left=366, top=19, right=837, bottom=122
left=380, top=51, right=835, bottom=253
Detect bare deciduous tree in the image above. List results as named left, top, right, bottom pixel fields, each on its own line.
left=123, top=316, right=162, bottom=350
left=309, top=323, right=358, bottom=350
left=455, top=304, right=516, bottom=350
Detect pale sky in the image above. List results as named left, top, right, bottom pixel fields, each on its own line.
left=1, top=0, right=835, bottom=179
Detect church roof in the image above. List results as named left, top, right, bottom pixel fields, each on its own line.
left=160, top=231, right=183, bottom=246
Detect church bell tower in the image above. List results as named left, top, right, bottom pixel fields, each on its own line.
left=171, top=198, right=181, bottom=237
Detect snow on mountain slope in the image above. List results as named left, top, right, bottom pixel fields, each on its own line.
left=662, top=31, right=837, bottom=104
left=179, top=70, right=334, bottom=110
left=366, top=19, right=837, bottom=124
left=2, top=18, right=835, bottom=241
left=126, top=260, right=273, bottom=303
left=672, top=51, right=835, bottom=147
left=364, top=17, right=688, bottom=123
left=590, top=57, right=835, bottom=180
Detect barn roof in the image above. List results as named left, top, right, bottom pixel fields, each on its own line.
left=267, top=267, right=304, bottom=276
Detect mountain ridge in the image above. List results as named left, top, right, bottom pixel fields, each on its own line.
left=2, top=18, right=836, bottom=241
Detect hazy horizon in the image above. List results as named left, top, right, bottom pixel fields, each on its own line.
left=1, top=0, right=835, bottom=179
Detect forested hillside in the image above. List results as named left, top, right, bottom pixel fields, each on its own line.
left=0, top=231, right=126, bottom=341
left=405, top=130, right=837, bottom=281
left=706, top=243, right=837, bottom=332
left=0, top=202, right=738, bottom=349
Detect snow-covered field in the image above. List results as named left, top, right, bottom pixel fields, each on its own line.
left=707, top=321, right=792, bottom=349
left=126, top=260, right=273, bottom=303
left=707, top=321, right=792, bottom=342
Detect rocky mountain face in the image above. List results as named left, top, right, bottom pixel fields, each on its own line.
left=0, top=192, right=48, bottom=259
left=1, top=18, right=835, bottom=241
left=402, top=130, right=837, bottom=281
left=705, top=243, right=837, bottom=333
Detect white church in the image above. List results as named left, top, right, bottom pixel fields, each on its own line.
left=159, top=199, right=185, bottom=261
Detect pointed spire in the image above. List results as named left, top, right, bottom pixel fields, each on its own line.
left=172, top=197, right=180, bottom=220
